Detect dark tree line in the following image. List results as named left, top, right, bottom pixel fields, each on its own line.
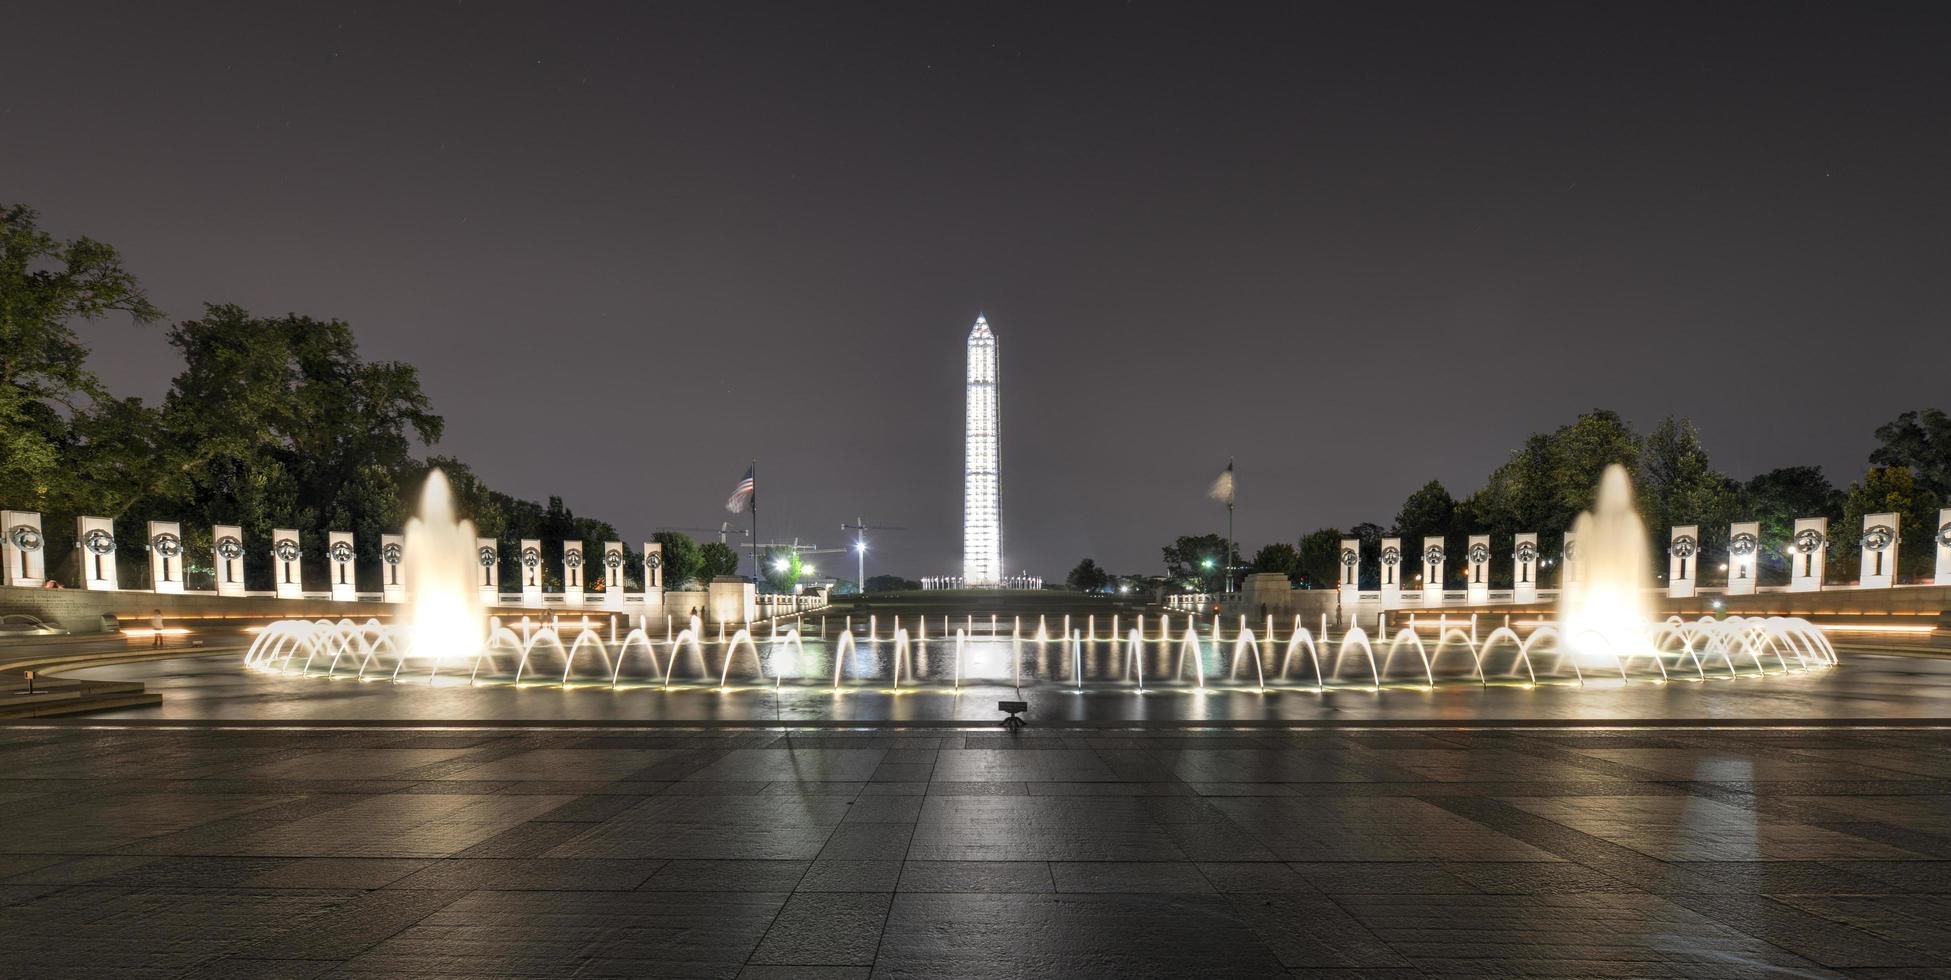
left=1218, top=409, right=1949, bottom=592
left=1, top=204, right=638, bottom=591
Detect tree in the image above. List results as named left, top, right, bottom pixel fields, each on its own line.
left=1296, top=528, right=1344, bottom=589
left=1249, top=542, right=1301, bottom=584
left=1546, top=409, right=1641, bottom=519
left=1869, top=409, right=1951, bottom=507
left=154, top=304, right=445, bottom=587
left=1392, top=480, right=1455, bottom=540
left=1836, top=466, right=1937, bottom=582
left=1469, top=433, right=1556, bottom=537
left=1348, top=521, right=1386, bottom=589
left=2, top=206, right=649, bottom=588
left=652, top=531, right=704, bottom=588
left=762, top=545, right=803, bottom=592
left=1066, top=558, right=1111, bottom=593
left=1739, top=467, right=1841, bottom=584
left=1636, top=417, right=1739, bottom=580
left=1161, top=534, right=1231, bottom=592
left=698, top=541, right=740, bottom=581
left=1, top=204, right=163, bottom=520
left=865, top=574, right=920, bottom=592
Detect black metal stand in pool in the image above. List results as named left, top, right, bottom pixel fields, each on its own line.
left=998, top=700, right=1027, bottom=730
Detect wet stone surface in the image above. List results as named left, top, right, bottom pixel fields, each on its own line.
left=1, top=725, right=1950, bottom=977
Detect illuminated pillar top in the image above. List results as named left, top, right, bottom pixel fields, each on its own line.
left=963, top=314, right=1001, bottom=587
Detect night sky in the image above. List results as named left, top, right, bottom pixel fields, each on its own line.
left=6, top=3, right=1948, bottom=580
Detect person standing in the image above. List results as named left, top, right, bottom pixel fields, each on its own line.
left=150, top=609, right=165, bottom=648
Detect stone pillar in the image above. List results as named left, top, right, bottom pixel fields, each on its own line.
left=77, top=516, right=119, bottom=590
left=476, top=538, right=499, bottom=605
left=1667, top=525, right=1699, bottom=599
left=1789, top=517, right=1828, bottom=592
left=1726, top=521, right=1759, bottom=596
left=641, top=542, right=665, bottom=620
left=1421, top=537, right=1445, bottom=607
left=601, top=541, right=625, bottom=610
left=1244, top=572, right=1295, bottom=618
left=643, top=542, right=664, bottom=590
left=1563, top=530, right=1581, bottom=591
left=1512, top=533, right=1539, bottom=604
left=1326, top=534, right=1357, bottom=612
left=1336, top=538, right=1359, bottom=589
left=272, top=529, right=303, bottom=598
left=562, top=541, right=585, bottom=608
left=213, top=526, right=246, bottom=596
left=2, top=511, right=47, bottom=588
left=1378, top=537, right=1402, bottom=610
left=1858, top=512, right=1898, bottom=589
left=1937, top=508, right=1951, bottom=587
left=1465, top=534, right=1490, bottom=604
left=707, top=576, right=756, bottom=625
left=518, top=539, right=543, bottom=606
left=380, top=533, right=406, bottom=604
left=327, top=531, right=356, bottom=601
left=147, top=521, right=184, bottom=594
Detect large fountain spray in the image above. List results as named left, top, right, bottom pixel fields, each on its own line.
left=247, top=464, right=1835, bottom=694
left=401, top=470, right=483, bottom=666
left=1559, top=463, right=1654, bottom=663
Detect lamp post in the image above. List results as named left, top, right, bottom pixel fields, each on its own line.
left=840, top=518, right=903, bottom=595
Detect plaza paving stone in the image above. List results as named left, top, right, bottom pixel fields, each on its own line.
left=2, top=725, right=1951, bottom=977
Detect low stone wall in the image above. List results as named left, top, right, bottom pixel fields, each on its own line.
left=1677, top=585, right=1951, bottom=618
left=1220, top=587, right=1340, bottom=627
left=0, top=586, right=399, bottom=633
left=0, top=586, right=595, bottom=634
left=1402, top=585, right=1950, bottom=620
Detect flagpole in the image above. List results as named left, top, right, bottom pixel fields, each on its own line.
left=749, top=459, right=758, bottom=590
left=1224, top=457, right=1235, bottom=595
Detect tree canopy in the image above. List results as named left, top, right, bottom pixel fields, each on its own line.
left=1171, top=405, right=1948, bottom=593
left=0, top=203, right=630, bottom=589
left=1161, top=534, right=1231, bottom=592
left=698, top=541, right=741, bottom=582
left=1249, top=542, right=1300, bottom=583
left=1065, top=558, right=1111, bottom=593
left=1, top=204, right=162, bottom=518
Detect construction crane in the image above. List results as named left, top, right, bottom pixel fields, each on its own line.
left=755, top=537, right=848, bottom=556
left=752, top=538, right=848, bottom=583
left=839, top=517, right=906, bottom=591
left=656, top=522, right=749, bottom=545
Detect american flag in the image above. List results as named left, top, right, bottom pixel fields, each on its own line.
left=1208, top=460, right=1235, bottom=506
left=724, top=465, right=755, bottom=513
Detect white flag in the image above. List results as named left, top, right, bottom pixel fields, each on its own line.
left=1208, top=461, right=1235, bottom=506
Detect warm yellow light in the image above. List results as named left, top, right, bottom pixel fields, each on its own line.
left=1816, top=623, right=1933, bottom=634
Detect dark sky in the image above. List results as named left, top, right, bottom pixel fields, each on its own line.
left=6, top=2, right=1949, bottom=580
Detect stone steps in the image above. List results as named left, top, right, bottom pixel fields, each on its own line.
left=0, top=677, right=160, bottom=718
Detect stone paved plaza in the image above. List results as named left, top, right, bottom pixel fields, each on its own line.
left=4, top=723, right=1951, bottom=978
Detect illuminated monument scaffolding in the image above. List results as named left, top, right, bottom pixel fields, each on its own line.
left=963, top=314, right=1002, bottom=587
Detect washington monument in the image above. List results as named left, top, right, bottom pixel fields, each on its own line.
left=962, top=315, right=1001, bottom=586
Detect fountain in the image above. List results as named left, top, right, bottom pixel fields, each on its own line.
left=1561, top=464, right=1654, bottom=664
left=400, top=470, right=483, bottom=669
left=244, top=467, right=1838, bottom=699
